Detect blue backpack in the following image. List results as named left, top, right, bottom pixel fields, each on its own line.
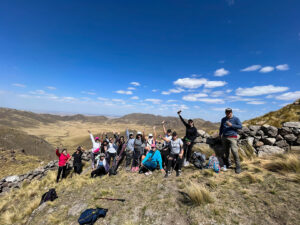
left=207, top=156, right=220, bottom=173
left=78, top=208, right=108, bottom=225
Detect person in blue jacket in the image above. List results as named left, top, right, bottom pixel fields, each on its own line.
left=219, top=108, right=243, bottom=174
left=139, top=144, right=165, bottom=176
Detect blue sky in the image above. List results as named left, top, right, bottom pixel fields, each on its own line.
left=0, top=0, right=299, bottom=122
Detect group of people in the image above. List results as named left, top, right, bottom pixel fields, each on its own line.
left=55, top=108, right=243, bottom=182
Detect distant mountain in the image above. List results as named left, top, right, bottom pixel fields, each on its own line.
left=0, top=107, right=219, bottom=131
left=0, top=127, right=54, bottom=160
left=0, top=107, right=108, bottom=128
left=244, top=99, right=300, bottom=127
left=109, top=113, right=219, bottom=131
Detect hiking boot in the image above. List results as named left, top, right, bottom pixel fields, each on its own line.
left=176, top=170, right=182, bottom=177
left=164, top=171, right=170, bottom=178
left=221, top=165, right=227, bottom=172
left=235, top=167, right=242, bottom=174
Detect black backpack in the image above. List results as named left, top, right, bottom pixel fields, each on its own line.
left=191, top=152, right=206, bottom=169
left=40, top=188, right=58, bottom=205
left=78, top=208, right=108, bottom=225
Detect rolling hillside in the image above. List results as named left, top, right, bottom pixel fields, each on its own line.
left=244, top=99, right=300, bottom=127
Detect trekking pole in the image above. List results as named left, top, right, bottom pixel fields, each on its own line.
left=96, top=197, right=125, bottom=202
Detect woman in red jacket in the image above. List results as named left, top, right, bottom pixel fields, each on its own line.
left=56, top=148, right=71, bottom=183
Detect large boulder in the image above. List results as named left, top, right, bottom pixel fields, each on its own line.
left=275, top=140, right=290, bottom=151
left=262, top=138, right=276, bottom=146
left=276, top=135, right=284, bottom=141
left=5, top=175, right=20, bottom=183
left=261, top=124, right=270, bottom=135
left=256, top=130, right=264, bottom=137
left=197, top=130, right=206, bottom=137
left=284, top=134, right=297, bottom=142
left=296, top=137, right=300, bottom=145
left=246, top=137, right=254, bottom=146
left=283, top=122, right=300, bottom=129
left=257, top=145, right=285, bottom=157
left=267, top=126, right=278, bottom=137
left=254, top=140, right=264, bottom=148
left=248, top=125, right=261, bottom=136
left=279, top=127, right=292, bottom=136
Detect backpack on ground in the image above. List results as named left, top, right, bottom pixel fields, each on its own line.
left=78, top=208, right=108, bottom=225
left=206, top=155, right=220, bottom=173
left=39, top=188, right=58, bottom=205
left=108, top=165, right=118, bottom=176
left=191, top=152, right=206, bottom=169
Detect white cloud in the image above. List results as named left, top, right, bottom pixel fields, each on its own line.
left=247, top=101, right=266, bottom=105
left=241, top=65, right=261, bottom=72
left=212, top=107, right=244, bottom=112
left=161, top=88, right=184, bottom=95
left=214, top=68, right=229, bottom=77
left=197, top=98, right=224, bottom=104
left=259, top=66, right=274, bottom=73
left=131, top=96, right=139, bottom=100
left=128, top=87, right=136, bottom=90
left=46, top=86, right=56, bottom=90
left=62, top=97, right=77, bottom=102
left=97, top=97, right=109, bottom=101
left=182, top=93, right=208, bottom=101
left=227, top=96, right=259, bottom=102
left=226, top=89, right=232, bottom=93
left=81, top=91, right=96, bottom=95
left=275, top=91, right=300, bottom=101
left=112, top=99, right=126, bottom=104
left=276, top=64, right=289, bottom=71
left=145, top=98, right=162, bottom=104
left=130, top=82, right=140, bottom=86
left=167, top=99, right=177, bottom=103
left=236, top=85, right=289, bottom=96
left=152, top=89, right=158, bottom=92
left=12, top=83, right=26, bottom=88
left=174, top=78, right=227, bottom=89
left=211, top=91, right=224, bottom=97
left=182, top=93, right=224, bottom=104
left=116, top=90, right=133, bottom=95
left=30, top=90, right=46, bottom=95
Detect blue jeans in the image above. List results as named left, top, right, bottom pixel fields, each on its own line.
left=143, top=161, right=157, bottom=171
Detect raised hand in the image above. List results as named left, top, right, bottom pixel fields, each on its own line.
left=177, top=110, right=182, bottom=115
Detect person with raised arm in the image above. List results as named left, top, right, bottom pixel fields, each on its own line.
left=88, top=130, right=101, bottom=169
left=161, top=121, right=172, bottom=169
left=142, top=126, right=157, bottom=162
left=219, top=108, right=242, bottom=174
left=177, top=110, right=198, bottom=167
left=55, top=147, right=71, bottom=182
left=161, top=131, right=184, bottom=178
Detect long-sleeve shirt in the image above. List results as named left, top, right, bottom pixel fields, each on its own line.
left=142, top=150, right=163, bottom=169
left=107, top=142, right=118, bottom=154
left=125, top=129, right=135, bottom=151
left=90, top=133, right=101, bottom=153
left=179, top=115, right=198, bottom=142
left=219, top=116, right=242, bottom=137
left=95, top=155, right=109, bottom=172
left=56, top=149, right=70, bottom=167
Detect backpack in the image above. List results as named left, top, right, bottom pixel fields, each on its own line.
left=206, top=156, right=220, bottom=173
left=108, top=166, right=118, bottom=176
left=39, top=188, right=58, bottom=205
left=78, top=208, right=108, bottom=225
left=191, top=152, right=206, bottom=169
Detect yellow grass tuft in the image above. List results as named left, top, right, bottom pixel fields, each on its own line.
left=264, top=154, right=300, bottom=173
left=238, top=172, right=261, bottom=184
left=186, top=182, right=214, bottom=205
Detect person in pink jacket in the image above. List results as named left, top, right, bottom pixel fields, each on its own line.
left=56, top=148, right=71, bottom=183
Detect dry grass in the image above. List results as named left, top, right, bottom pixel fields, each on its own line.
left=264, top=154, right=300, bottom=173
left=185, top=182, right=214, bottom=205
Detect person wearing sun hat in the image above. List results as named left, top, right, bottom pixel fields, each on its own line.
left=140, top=143, right=164, bottom=176
left=219, top=108, right=243, bottom=174
left=91, top=153, right=109, bottom=178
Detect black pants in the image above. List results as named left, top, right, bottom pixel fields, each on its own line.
left=184, top=142, right=195, bottom=162
left=125, top=150, right=133, bottom=168
left=91, top=166, right=107, bottom=178
left=73, top=163, right=82, bottom=174
left=106, top=152, right=117, bottom=167
left=167, top=153, right=183, bottom=172
left=57, top=166, right=67, bottom=182
left=132, top=150, right=141, bottom=167
left=161, top=148, right=170, bottom=169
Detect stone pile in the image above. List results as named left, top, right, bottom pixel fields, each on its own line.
left=195, top=122, right=300, bottom=157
